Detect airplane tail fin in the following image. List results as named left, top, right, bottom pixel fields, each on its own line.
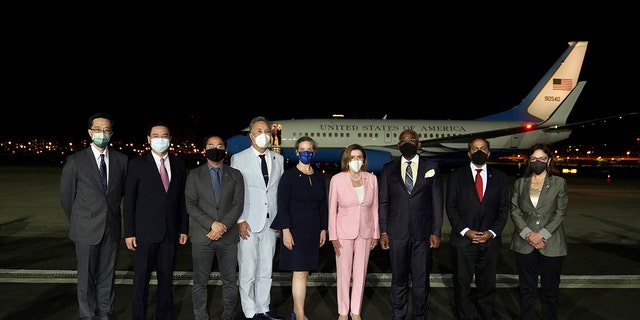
left=477, top=41, right=588, bottom=123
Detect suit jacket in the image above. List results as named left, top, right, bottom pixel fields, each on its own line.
left=185, top=163, right=245, bottom=245
left=446, top=164, right=510, bottom=248
left=378, top=155, right=444, bottom=240
left=510, top=174, right=568, bottom=257
left=328, top=171, right=380, bottom=241
left=230, top=147, right=284, bottom=233
left=123, top=152, right=189, bottom=243
left=60, top=147, right=128, bottom=244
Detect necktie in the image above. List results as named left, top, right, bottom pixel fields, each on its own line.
left=160, top=157, right=170, bottom=192
left=405, top=161, right=413, bottom=194
left=211, top=167, right=221, bottom=201
left=99, top=154, right=107, bottom=192
left=475, top=168, right=483, bottom=202
left=259, top=154, right=269, bottom=186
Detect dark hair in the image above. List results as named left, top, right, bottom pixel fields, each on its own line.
left=202, top=135, right=225, bottom=149
left=295, top=136, right=317, bottom=150
left=87, top=112, right=114, bottom=129
left=146, top=121, right=171, bottom=136
left=467, top=137, right=490, bottom=151
left=522, top=143, right=561, bottom=177
left=340, top=144, right=368, bottom=172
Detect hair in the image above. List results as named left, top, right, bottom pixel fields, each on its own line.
left=249, top=116, right=271, bottom=133
left=467, top=137, right=490, bottom=151
left=87, top=112, right=114, bottom=129
left=398, top=129, right=418, bottom=141
left=340, top=144, right=368, bottom=172
left=522, top=143, right=561, bottom=177
left=202, top=135, right=225, bottom=149
left=295, top=136, right=316, bottom=150
left=146, top=121, right=171, bottom=136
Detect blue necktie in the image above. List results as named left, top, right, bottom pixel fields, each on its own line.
left=99, top=154, right=107, bottom=192
left=259, top=154, right=268, bottom=186
left=211, top=167, right=221, bottom=201
left=405, top=161, right=413, bottom=194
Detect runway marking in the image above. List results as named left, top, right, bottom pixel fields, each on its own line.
left=2, top=269, right=640, bottom=288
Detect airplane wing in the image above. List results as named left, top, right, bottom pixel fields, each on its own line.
left=541, top=112, right=639, bottom=132
left=408, top=112, right=638, bottom=151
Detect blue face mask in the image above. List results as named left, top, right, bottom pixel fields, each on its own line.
left=150, top=138, right=170, bottom=153
left=298, top=150, right=315, bottom=164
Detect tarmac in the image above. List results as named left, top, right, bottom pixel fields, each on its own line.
left=1, top=164, right=640, bottom=320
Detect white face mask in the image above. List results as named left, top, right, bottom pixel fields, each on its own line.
left=150, top=138, right=170, bottom=153
left=254, top=133, right=271, bottom=148
left=349, top=159, right=363, bottom=172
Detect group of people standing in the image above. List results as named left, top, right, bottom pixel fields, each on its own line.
left=60, top=112, right=568, bottom=320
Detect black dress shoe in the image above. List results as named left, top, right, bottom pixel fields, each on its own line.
left=254, top=312, right=283, bottom=320
left=267, top=311, right=284, bottom=320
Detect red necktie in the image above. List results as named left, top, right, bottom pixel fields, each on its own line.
left=475, top=168, right=483, bottom=202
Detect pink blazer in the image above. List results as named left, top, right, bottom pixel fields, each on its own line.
left=328, top=171, right=380, bottom=241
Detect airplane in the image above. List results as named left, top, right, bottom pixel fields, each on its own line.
left=226, top=41, right=637, bottom=173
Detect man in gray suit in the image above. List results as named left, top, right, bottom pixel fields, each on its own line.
left=60, top=112, right=128, bottom=320
left=186, top=135, right=245, bottom=320
left=230, top=116, right=285, bottom=320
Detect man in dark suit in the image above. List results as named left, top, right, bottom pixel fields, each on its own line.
left=123, top=121, right=189, bottom=320
left=378, top=129, right=444, bottom=320
left=446, top=137, right=510, bottom=320
left=60, top=112, right=128, bottom=320
left=185, top=135, right=245, bottom=320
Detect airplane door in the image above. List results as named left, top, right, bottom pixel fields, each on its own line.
left=384, top=131, right=393, bottom=144
left=510, top=135, right=520, bottom=148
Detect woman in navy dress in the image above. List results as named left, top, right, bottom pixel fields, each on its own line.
left=271, top=136, right=328, bottom=320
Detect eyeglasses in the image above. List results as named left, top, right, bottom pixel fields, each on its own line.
left=399, top=138, right=418, bottom=143
left=90, top=128, right=113, bottom=134
left=206, top=144, right=225, bottom=150
left=530, top=156, right=548, bottom=162
left=471, top=146, right=489, bottom=152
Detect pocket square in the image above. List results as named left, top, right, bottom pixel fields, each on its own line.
left=424, top=169, right=435, bottom=178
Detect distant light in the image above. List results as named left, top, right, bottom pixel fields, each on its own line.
left=332, top=114, right=344, bottom=118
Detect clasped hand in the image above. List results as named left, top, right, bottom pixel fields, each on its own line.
left=207, top=221, right=227, bottom=241
left=525, top=232, right=546, bottom=249
left=466, top=229, right=492, bottom=244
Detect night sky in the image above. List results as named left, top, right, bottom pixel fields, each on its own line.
left=4, top=10, right=638, bottom=148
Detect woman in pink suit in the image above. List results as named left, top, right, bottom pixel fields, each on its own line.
left=328, top=144, right=380, bottom=320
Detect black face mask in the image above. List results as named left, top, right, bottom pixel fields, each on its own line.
left=399, top=143, right=418, bottom=158
left=530, top=161, right=547, bottom=174
left=471, top=150, right=488, bottom=165
left=205, top=148, right=226, bottom=162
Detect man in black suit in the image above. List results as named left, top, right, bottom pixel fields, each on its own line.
left=446, top=137, right=510, bottom=320
left=60, top=112, right=128, bottom=320
left=123, top=121, right=189, bottom=320
left=185, top=135, right=245, bottom=320
left=378, top=129, right=444, bottom=320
